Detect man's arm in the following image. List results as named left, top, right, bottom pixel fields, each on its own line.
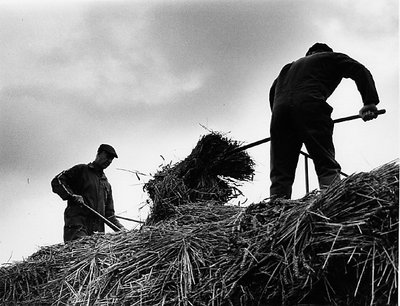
left=51, top=165, right=84, bottom=204
left=334, top=53, right=380, bottom=122
left=336, top=53, right=380, bottom=106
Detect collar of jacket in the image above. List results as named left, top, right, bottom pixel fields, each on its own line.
left=88, top=162, right=106, bottom=178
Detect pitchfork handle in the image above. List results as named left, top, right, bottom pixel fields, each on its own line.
left=81, top=201, right=121, bottom=232
left=229, top=109, right=386, bottom=154
left=332, top=109, right=386, bottom=123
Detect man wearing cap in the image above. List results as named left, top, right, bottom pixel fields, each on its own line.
left=51, top=144, right=125, bottom=242
left=269, top=42, right=380, bottom=199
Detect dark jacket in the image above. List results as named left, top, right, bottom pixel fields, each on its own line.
left=51, top=163, right=123, bottom=237
left=269, top=52, right=379, bottom=110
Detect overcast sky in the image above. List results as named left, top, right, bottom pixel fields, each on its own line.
left=1, top=0, right=398, bottom=264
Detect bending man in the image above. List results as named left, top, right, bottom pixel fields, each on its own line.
left=269, top=43, right=380, bottom=199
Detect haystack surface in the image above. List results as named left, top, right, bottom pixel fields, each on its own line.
left=1, top=155, right=398, bottom=305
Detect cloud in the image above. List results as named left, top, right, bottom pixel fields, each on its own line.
left=330, top=0, right=397, bottom=37
left=307, top=0, right=398, bottom=53
left=73, top=3, right=210, bottom=106
left=142, top=1, right=327, bottom=126
left=0, top=2, right=208, bottom=111
left=148, top=1, right=320, bottom=73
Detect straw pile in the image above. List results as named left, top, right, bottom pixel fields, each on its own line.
left=0, top=205, right=243, bottom=305
left=226, top=161, right=398, bottom=305
left=0, top=156, right=397, bottom=305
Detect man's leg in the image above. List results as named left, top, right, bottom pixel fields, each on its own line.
left=303, top=116, right=341, bottom=190
left=270, top=107, right=303, bottom=199
left=64, top=225, right=88, bottom=243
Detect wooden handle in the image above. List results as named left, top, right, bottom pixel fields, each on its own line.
left=333, top=109, right=386, bottom=123
left=82, top=202, right=121, bottom=232
left=229, top=109, right=386, bottom=155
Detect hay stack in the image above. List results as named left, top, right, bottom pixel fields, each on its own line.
left=0, top=156, right=397, bottom=305
left=0, top=205, right=243, bottom=305
left=229, top=161, right=398, bottom=305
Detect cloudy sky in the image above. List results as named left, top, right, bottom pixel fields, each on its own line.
left=0, top=0, right=398, bottom=264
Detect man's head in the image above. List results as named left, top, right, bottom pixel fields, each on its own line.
left=94, top=144, right=118, bottom=169
left=306, top=43, right=333, bottom=56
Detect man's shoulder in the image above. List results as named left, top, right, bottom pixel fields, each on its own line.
left=278, top=62, right=293, bottom=76
left=291, top=52, right=352, bottom=69
left=316, top=51, right=351, bottom=60
left=66, top=163, right=90, bottom=173
left=72, top=163, right=90, bottom=169
left=282, top=62, right=293, bottom=69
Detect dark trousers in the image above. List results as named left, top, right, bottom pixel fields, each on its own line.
left=64, top=225, right=89, bottom=242
left=270, top=101, right=341, bottom=199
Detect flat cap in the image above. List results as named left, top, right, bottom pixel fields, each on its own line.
left=98, top=144, right=118, bottom=158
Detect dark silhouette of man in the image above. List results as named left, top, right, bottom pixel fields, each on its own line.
left=52, top=144, right=125, bottom=242
left=269, top=43, right=379, bottom=199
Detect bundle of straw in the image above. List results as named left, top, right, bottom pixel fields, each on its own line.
left=144, top=132, right=254, bottom=224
